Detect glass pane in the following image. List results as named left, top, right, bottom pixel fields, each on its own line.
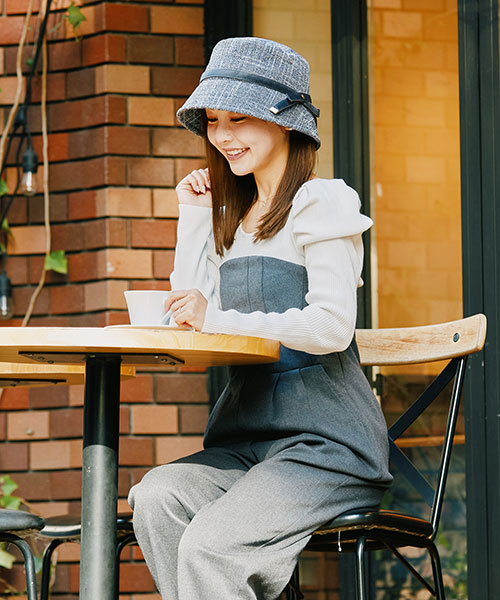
left=368, top=2, right=466, bottom=598
left=253, top=0, right=333, bottom=178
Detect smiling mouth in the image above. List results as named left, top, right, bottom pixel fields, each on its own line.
left=225, top=148, right=248, bottom=160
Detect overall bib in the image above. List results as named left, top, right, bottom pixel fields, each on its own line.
left=129, top=255, right=391, bottom=600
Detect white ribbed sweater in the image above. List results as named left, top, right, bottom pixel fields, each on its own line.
left=170, top=178, right=373, bottom=355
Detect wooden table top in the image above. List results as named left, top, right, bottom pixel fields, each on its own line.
left=0, top=326, right=281, bottom=368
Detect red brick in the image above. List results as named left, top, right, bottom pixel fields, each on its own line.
left=50, top=284, right=85, bottom=315
left=156, top=436, right=203, bottom=464
left=175, top=37, right=204, bottom=66
left=7, top=410, right=49, bottom=440
left=119, top=562, right=156, bottom=593
left=50, top=470, right=82, bottom=500
left=179, top=405, right=209, bottom=433
left=82, top=33, right=126, bottom=66
left=68, top=126, right=150, bottom=159
left=131, top=219, right=177, bottom=248
left=68, top=252, right=98, bottom=282
left=119, top=406, right=130, bottom=435
left=29, top=386, right=69, bottom=409
left=120, top=374, right=153, bottom=404
left=101, top=248, right=153, bottom=279
left=0, top=413, right=5, bottom=440
left=156, top=373, right=208, bottom=404
left=68, top=190, right=98, bottom=221
left=30, top=439, right=82, bottom=470
left=152, top=66, right=203, bottom=96
left=49, top=96, right=126, bottom=131
left=6, top=256, right=29, bottom=285
left=0, top=16, right=25, bottom=44
left=32, top=133, right=69, bottom=162
left=50, top=156, right=127, bottom=191
left=175, top=157, right=206, bottom=182
left=0, top=443, right=29, bottom=471
left=14, top=471, right=51, bottom=501
left=84, top=279, right=128, bottom=312
left=28, top=193, right=68, bottom=223
left=128, top=35, right=174, bottom=64
left=50, top=407, right=83, bottom=439
left=119, top=437, right=154, bottom=466
left=153, top=127, right=204, bottom=157
left=66, top=68, right=96, bottom=99
left=48, top=39, right=82, bottom=71
left=31, top=72, right=66, bottom=102
left=131, top=405, right=178, bottom=435
left=28, top=256, right=64, bottom=285
left=96, top=64, right=150, bottom=94
left=52, top=223, right=85, bottom=252
left=153, top=249, right=175, bottom=279
left=13, top=286, right=50, bottom=316
left=118, top=467, right=130, bottom=497
left=151, top=6, right=203, bottom=35
left=83, top=218, right=127, bottom=250
left=5, top=0, right=41, bottom=14
left=100, top=2, right=149, bottom=33
left=3, top=45, right=31, bottom=75
left=127, top=157, right=175, bottom=187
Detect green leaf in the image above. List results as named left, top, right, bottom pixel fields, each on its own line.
left=65, top=4, right=87, bottom=30
left=0, top=475, right=18, bottom=497
left=0, top=545, right=16, bottom=569
left=26, top=57, right=34, bottom=67
left=1, top=495, right=21, bottom=510
left=0, top=179, right=8, bottom=196
left=1, top=218, right=11, bottom=234
left=44, top=250, right=68, bottom=274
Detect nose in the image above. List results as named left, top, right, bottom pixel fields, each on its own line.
left=213, top=121, right=233, bottom=146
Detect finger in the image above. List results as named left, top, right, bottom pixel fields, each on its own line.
left=164, top=290, right=187, bottom=311
left=188, top=170, right=209, bottom=194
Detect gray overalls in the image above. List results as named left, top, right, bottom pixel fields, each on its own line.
left=129, top=256, right=392, bottom=600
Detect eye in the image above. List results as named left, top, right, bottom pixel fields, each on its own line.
left=206, top=118, right=217, bottom=124
left=231, top=116, right=245, bottom=123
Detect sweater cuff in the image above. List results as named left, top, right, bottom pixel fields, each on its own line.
left=202, top=302, right=225, bottom=334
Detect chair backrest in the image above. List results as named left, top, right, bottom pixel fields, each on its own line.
left=355, top=314, right=486, bottom=538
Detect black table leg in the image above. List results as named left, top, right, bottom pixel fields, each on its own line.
left=80, top=355, right=121, bottom=600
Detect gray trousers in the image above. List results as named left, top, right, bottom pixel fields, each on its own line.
left=128, top=438, right=384, bottom=600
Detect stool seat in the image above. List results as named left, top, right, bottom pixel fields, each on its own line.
left=40, top=512, right=134, bottom=540
left=39, top=512, right=136, bottom=600
left=0, top=508, right=45, bottom=535
left=0, top=508, right=45, bottom=600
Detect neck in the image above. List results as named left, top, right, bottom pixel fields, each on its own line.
left=254, top=162, right=287, bottom=205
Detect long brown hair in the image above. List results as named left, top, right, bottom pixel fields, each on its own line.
left=205, top=129, right=317, bottom=256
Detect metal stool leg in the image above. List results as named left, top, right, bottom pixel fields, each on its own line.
left=2, top=533, right=38, bottom=600
left=40, top=538, right=65, bottom=600
left=355, top=535, right=368, bottom=600
left=284, top=562, right=304, bottom=600
left=429, top=542, right=446, bottom=600
left=114, top=533, right=137, bottom=600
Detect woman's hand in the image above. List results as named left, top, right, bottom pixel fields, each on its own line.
left=176, top=168, right=212, bottom=208
left=166, top=289, right=208, bottom=331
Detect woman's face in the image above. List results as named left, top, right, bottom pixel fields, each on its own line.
left=205, top=109, right=290, bottom=181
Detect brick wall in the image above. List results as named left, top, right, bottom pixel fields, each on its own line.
left=0, top=1, right=206, bottom=597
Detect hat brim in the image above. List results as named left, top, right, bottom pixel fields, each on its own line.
left=177, top=77, right=321, bottom=149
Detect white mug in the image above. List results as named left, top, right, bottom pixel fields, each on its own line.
left=124, top=290, right=171, bottom=326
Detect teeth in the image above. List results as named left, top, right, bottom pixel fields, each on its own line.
left=226, top=149, right=246, bottom=156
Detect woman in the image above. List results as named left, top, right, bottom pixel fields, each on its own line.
left=129, top=37, right=392, bottom=600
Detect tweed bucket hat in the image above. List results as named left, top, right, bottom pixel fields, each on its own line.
left=177, top=37, right=321, bottom=148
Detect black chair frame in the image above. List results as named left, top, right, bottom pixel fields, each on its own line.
left=285, top=350, right=469, bottom=600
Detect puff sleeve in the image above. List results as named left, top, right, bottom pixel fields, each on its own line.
left=202, top=180, right=372, bottom=354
